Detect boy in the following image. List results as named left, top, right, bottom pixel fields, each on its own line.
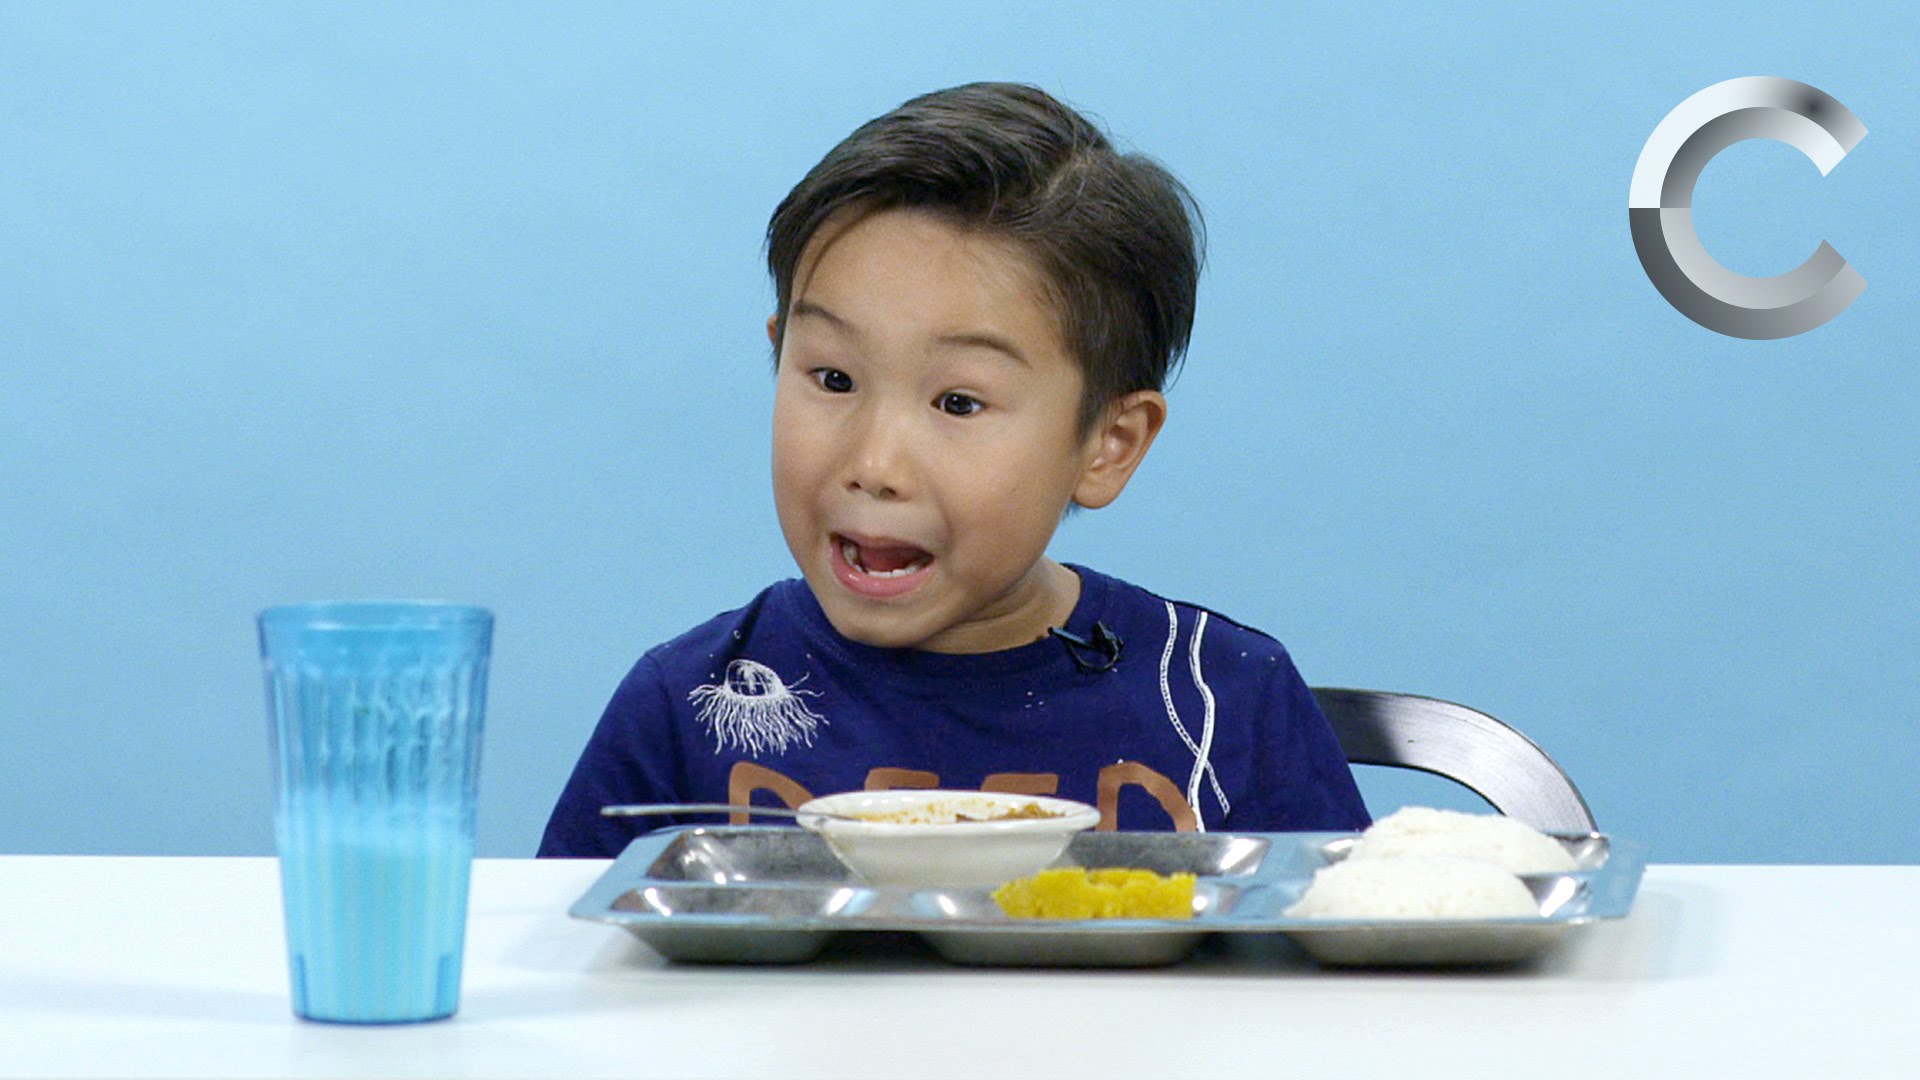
left=539, top=83, right=1368, bottom=857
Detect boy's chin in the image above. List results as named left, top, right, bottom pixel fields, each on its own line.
left=806, top=581, right=963, bottom=651
left=816, top=603, right=939, bottom=651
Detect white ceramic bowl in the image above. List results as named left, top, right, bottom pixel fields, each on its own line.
left=797, top=789, right=1101, bottom=888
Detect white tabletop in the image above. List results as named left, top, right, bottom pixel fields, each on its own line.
left=0, top=855, right=1914, bottom=1079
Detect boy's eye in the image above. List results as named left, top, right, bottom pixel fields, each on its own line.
left=812, top=368, right=854, bottom=393
left=937, top=392, right=983, bottom=417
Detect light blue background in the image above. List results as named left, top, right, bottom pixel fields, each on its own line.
left=3, top=3, right=1914, bottom=863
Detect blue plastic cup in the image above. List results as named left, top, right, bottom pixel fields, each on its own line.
left=258, top=601, right=492, bottom=1024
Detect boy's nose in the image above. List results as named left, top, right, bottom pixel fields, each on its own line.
left=843, top=409, right=913, bottom=500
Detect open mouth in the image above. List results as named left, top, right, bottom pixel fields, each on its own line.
left=839, top=537, right=932, bottom=577
left=831, top=534, right=934, bottom=597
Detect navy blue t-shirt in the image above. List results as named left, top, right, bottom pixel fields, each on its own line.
left=539, top=566, right=1369, bottom=857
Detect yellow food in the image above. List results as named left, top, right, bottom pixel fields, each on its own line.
left=992, top=868, right=1196, bottom=919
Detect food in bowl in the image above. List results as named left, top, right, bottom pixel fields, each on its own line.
left=796, top=789, right=1101, bottom=888
left=1346, top=807, right=1578, bottom=874
left=992, top=868, right=1196, bottom=919
left=1284, top=854, right=1538, bottom=920
left=850, top=799, right=1065, bottom=824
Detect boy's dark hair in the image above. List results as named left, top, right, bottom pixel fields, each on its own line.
left=766, top=82, right=1203, bottom=434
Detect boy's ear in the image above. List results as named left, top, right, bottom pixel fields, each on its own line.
left=766, top=315, right=779, bottom=348
left=1073, top=390, right=1167, bottom=510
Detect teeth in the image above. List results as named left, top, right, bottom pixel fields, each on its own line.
left=840, top=539, right=930, bottom=577
left=866, top=559, right=927, bottom=579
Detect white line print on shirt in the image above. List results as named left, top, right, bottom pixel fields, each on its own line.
left=688, top=659, right=826, bottom=757
left=1157, top=602, right=1228, bottom=828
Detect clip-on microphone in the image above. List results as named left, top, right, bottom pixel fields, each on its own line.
left=1049, top=621, right=1124, bottom=673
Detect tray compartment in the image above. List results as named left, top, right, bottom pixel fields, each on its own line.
left=1527, top=873, right=1590, bottom=918
left=609, top=883, right=877, bottom=965
left=612, top=883, right=875, bottom=919
left=621, top=921, right=841, bottom=965
left=907, top=882, right=1241, bottom=967
left=1557, top=834, right=1611, bottom=870
left=1058, top=831, right=1270, bottom=877
left=1282, top=920, right=1571, bottom=966
left=920, top=925, right=1208, bottom=967
left=643, top=827, right=849, bottom=884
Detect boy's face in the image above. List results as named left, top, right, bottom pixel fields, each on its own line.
left=770, top=209, right=1102, bottom=653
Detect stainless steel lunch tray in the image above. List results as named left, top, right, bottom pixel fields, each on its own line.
left=568, top=826, right=1645, bottom=967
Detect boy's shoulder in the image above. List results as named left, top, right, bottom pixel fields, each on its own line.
left=628, top=579, right=812, bottom=680
left=1077, top=564, right=1295, bottom=659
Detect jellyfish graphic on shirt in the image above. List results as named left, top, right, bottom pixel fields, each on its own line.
left=688, top=659, right=826, bottom=757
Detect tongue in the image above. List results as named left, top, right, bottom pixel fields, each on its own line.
left=860, top=544, right=925, bottom=573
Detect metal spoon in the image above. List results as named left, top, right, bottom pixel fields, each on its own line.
left=599, top=802, right=860, bottom=823
left=598, top=802, right=1028, bottom=824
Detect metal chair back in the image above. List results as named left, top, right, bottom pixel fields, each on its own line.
left=1311, top=687, right=1597, bottom=834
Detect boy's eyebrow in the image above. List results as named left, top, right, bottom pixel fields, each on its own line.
left=934, top=330, right=1029, bottom=367
left=790, top=300, right=1030, bottom=367
left=790, top=300, right=851, bottom=332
